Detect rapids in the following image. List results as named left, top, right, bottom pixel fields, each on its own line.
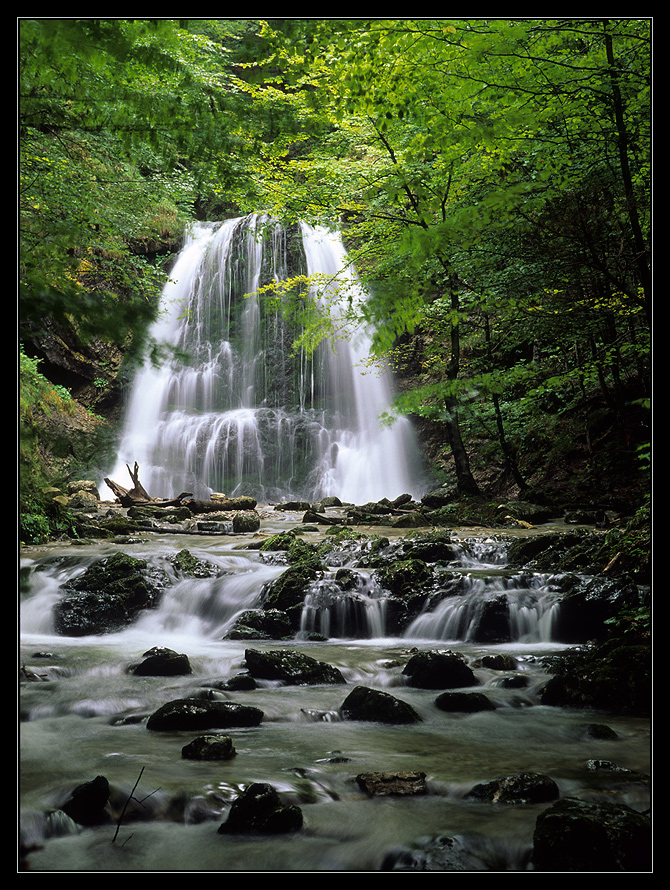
left=19, top=522, right=651, bottom=872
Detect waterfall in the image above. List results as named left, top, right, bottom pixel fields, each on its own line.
left=103, top=215, right=423, bottom=504
left=404, top=573, right=561, bottom=644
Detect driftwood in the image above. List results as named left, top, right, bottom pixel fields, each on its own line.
left=184, top=496, right=257, bottom=513
left=104, top=462, right=192, bottom=508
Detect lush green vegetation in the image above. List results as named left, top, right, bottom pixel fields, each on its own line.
left=19, top=18, right=651, bottom=539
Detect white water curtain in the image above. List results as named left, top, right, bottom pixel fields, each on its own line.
left=102, top=216, right=423, bottom=504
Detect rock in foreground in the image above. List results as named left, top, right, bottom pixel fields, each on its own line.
left=244, top=648, right=346, bottom=685
left=532, top=797, right=651, bottom=871
left=340, top=685, right=421, bottom=724
left=147, top=699, right=263, bottom=731
left=218, top=783, right=303, bottom=835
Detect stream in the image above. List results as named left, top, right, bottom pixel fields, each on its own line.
left=19, top=517, right=651, bottom=872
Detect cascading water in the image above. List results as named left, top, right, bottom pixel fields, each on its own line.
left=103, top=215, right=423, bottom=504
left=20, top=527, right=651, bottom=872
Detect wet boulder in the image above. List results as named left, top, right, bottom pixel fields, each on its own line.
left=540, top=637, right=651, bottom=716
left=465, top=772, right=560, bottom=805
left=472, top=595, right=511, bottom=644
left=340, top=685, right=422, bottom=724
left=232, top=512, right=261, bottom=533
left=169, top=549, right=220, bottom=578
left=262, top=558, right=324, bottom=620
left=128, top=647, right=192, bottom=677
left=402, top=537, right=458, bottom=563
left=218, top=783, right=303, bottom=835
left=244, top=648, right=346, bottom=686
left=61, top=775, right=111, bottom=826
left=374, top=558, right=433, bottom=595
left=225, top=609, right=293, bottom=640
left=356, top=771, right=427, bottom=796
left=481, top=653, right=518, bottom=671
left=494, top=500, right=555, bottom=525
left=551, top=576, right=645, bottom=644
left=403, top=650, right=479, bottom=689
left=147, top=699, right=263, bottom=731
left=53, top=552, right=169, bottom=636
left=435, top=691, right=496, bottom=713
left=391, top=511, right=431, bottom=529
left=531, top=797, right=651, bottom=871
left=181, top=735, right=236, bottom=761
left=421, top=488, right=455, bottom=509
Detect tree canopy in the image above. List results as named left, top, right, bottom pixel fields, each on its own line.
left=19, top=17, right=651, bottom=500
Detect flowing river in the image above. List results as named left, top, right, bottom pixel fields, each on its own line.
left=19, top=518, right=651, bottom=872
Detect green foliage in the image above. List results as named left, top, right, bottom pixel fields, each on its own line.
left=19, top=18, right=651, bottom=515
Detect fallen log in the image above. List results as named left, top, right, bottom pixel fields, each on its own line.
left=104, top=462, right=192, bottom=508
left=184, top=497, right=257, bottom=514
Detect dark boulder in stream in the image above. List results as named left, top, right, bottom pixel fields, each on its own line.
left=356, top=770, right=427, bottom=796
left=218, top=783, right=303, bottom=835
left=244, top=648, right=346, bottom=685
left=181, top=735, right=236, bottom=761
left=147, top=699, right=263, bottom=731
left=340, top=685, right=421, bottom=724
left=402, top=650, right=479, bottom=689
left=61, top=775, right=111, bottom=827
left=465, top=772, right=560, bottom=805
left=52, top=551, right=168, bottom=636
left=435, top=691, right=496, bottom=713
left=531, top=797, right=651, bottom=871
left=128, top=647, right=192, bottom=676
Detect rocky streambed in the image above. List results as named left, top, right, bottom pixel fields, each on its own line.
left=19, top=488, right=651, bottom=872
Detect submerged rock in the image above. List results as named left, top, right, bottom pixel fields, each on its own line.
left=181, top=735, right=236, bottom=761
left=218, top=783, right=303, bottom=835
left=340, top=685, right=421, bottom=724
left=465, top=772, right=560, bottom=805
left=356, top=771, right=427, bottom=796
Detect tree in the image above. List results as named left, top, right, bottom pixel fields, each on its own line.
left=250, top=18, right=651, bottom=495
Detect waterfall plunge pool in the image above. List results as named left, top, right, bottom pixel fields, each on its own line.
left=19, top=523, right=651, bottom=872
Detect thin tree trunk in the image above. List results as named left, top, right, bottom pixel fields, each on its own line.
left=482, top=312, right=528, bottom=492
left=443, top=276, right=481, bottom=496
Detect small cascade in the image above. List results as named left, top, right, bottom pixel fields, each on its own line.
left=103, top=214, right=424, bottom=504
left=300, top=574, right=388, bottom=639
left=404, top=573, right=561, bottom=644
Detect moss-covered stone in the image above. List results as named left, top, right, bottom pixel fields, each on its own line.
left=244, top=648, right=346, bottom=685
left=53, top=552, right=168, bottom=635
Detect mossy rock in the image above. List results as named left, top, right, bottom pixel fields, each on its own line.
left=374, top=559, right=433, bottom=595
left=169, top=548, right=219, bottom=578
left=244, top=648, right=346, bottom=685
left=262, top=560, right=323, bottom=613
left=53, top=552, right=168, bottom=635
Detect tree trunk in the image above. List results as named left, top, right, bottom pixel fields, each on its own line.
left=482, top=311, right=528, bottom=492
left=443, top=276, right=481, bottom=497
left=104, top=462, right=192, bottom=507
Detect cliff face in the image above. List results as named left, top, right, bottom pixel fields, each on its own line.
left=23, top=317, right=128, bottom=424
